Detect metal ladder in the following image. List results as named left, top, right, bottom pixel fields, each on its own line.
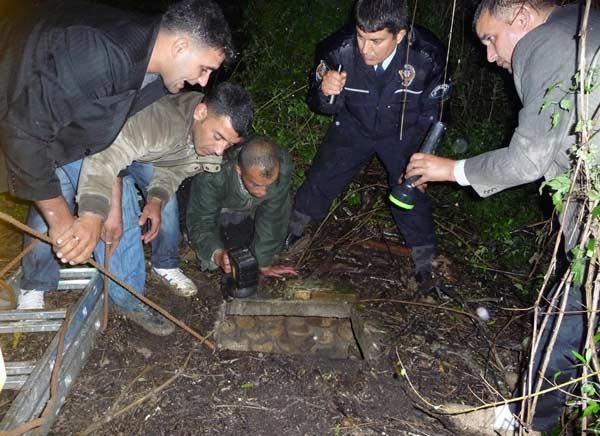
left=0, top=268, right=104, bottom=435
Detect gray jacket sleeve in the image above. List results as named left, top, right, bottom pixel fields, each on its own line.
left=464, top=34, right=573, bottom=197
left=147, top=165, right=188, bottom=204
left=77, top=119, right=146, bottom=219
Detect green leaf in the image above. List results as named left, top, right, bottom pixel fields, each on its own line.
left=540, top=174, right=571, bottom=193
left=587, top=239, right=596, bottom=258
left=583, top=382, right=597, bottom=397
left=544, top=81, right=562, bottom=97
left=551, top=191, right=564, bottom=211
left=583, top=400, right=600, bottom=417
left=552, top=370, right=562, bottom=383
left=589, top=191, right=600, bottom=202
left=572, top=350, right=587, bottom=364
left=586, top=348, right=594, bottom=364
left=576, top=119, right=585, bottom=133
left=573, top=258, right=585, bottom=285
left=593, top=205, right=600, bottom=218
left=241, top=382, right=254, bottom=389
left=559, top=98, right=573, bottom=111
left=551, top=111, right=561, bottom=128
left=540, top=100, right=550, bottom=114
left=594, top=330, right=600, bottom=343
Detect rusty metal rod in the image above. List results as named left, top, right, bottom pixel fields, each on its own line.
left=0, top=211, right=215, bottom=350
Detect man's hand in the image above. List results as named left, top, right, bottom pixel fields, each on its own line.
left=102, top=202, right=123, bottom=257
left=35, top=196, right=76, bottom=247
left=404, top=153, right=457, bottom=187
left=139, top=197, right=162, bottom=244
left=55, top=212, right=103, bottom=264
left=321, top=70, right=347, bottom=97
left=213, top=249, right=231, bottom=273
left=259, top=265, right=299, bottom=278
left=101, top=177, right=123, bottom=256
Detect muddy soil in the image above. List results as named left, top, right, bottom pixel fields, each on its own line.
left=0, top=184, right=537, bottom=435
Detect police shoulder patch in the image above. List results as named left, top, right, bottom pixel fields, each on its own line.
left=430, top=83, right=451, bottom=100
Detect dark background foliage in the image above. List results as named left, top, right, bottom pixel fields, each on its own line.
left=230, top=0, right=547, bottom=286
left=1, top=0, right=558, bottom=293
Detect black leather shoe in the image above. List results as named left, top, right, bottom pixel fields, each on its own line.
left=415, top=270, right=434, bottom=296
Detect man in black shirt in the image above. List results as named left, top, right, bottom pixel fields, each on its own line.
left=0, top=0, right=233, bottom=335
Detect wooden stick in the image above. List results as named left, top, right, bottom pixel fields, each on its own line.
left=0, top=211, right=215, bottom=351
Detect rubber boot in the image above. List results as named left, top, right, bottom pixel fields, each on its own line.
left=411, top=244, right=435, bottom=295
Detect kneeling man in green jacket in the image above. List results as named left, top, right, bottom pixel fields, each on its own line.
left=186, top=136, right=298, bottom=279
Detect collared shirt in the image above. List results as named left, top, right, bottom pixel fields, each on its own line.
left=374, top=46, right=397, bottom=72
left=454, top=160, right=470, bottom=186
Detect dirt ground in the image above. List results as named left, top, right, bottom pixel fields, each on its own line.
left=0, top=185, right=537, bottom=436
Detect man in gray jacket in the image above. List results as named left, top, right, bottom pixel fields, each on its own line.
left=405, top=1, right=600, bottom=434
left=78, top=83, right=254, bottom=301
left=79, top=83, right=254, bottom=299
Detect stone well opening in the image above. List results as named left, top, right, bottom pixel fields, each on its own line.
left=214, top=283, right=377, bottom=360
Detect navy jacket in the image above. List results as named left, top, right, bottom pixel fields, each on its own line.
left=0, top=1, right=166, bottom=200
left=307, top=24, right=450, bottom=140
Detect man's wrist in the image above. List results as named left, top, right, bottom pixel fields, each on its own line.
left=36, top=196, right=74, bottom=228
left=79, top=211, right=104, bottom=223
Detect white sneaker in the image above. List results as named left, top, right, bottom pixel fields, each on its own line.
left=152, top=267, right=198, bottom=297
left=17, top=289, right=45, bottom=310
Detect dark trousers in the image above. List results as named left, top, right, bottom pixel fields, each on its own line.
left=294, top=120, right=435, bottom=248
left=516, top=283, right=586, bottom=431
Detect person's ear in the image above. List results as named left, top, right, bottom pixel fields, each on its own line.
left=193, top=103, right=208, bottom=121
left=395, top=29, right=407, bottom=44
left=171, top=36, right=189, bottom=59
left=513, top=4, right=534, bottom=31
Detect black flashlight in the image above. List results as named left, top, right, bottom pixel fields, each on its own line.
left=221, top=247, right=258, bottom=299
left=389, top=121, right=447, bottom=210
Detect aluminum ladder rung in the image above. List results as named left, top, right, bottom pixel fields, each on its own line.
left=0, top=310, right=66, bottom=322
left=6, top=361, right=36, bottom=375
left=4, top=361, right=36, bottom=391
left=0, top=309, right=65, bottom=333
left=1, top=267, right=104, bottom=434
left=5, top=375, right=28, bottom=391
left=0, top=320, right=64, bottom=333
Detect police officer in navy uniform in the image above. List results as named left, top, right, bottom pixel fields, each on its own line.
left=288, top=0, right=451, bottom=291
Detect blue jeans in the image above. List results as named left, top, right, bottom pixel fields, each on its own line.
left=21, top=160, right=146, bottom=312
left=128, top=162, right=180, bottom=269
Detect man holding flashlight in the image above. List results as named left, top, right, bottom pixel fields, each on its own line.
left=287, top=0, right=451, bottom=292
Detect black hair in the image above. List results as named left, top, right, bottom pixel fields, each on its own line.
left=354, top=0, right=408, bottom=35
left=237, top=136, right=280, bottom=179
left=204, top=82, right=254, bottom=137
left=162, top=0, right=235, bottom=63
left=473, top=0, right=556, bottom=29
